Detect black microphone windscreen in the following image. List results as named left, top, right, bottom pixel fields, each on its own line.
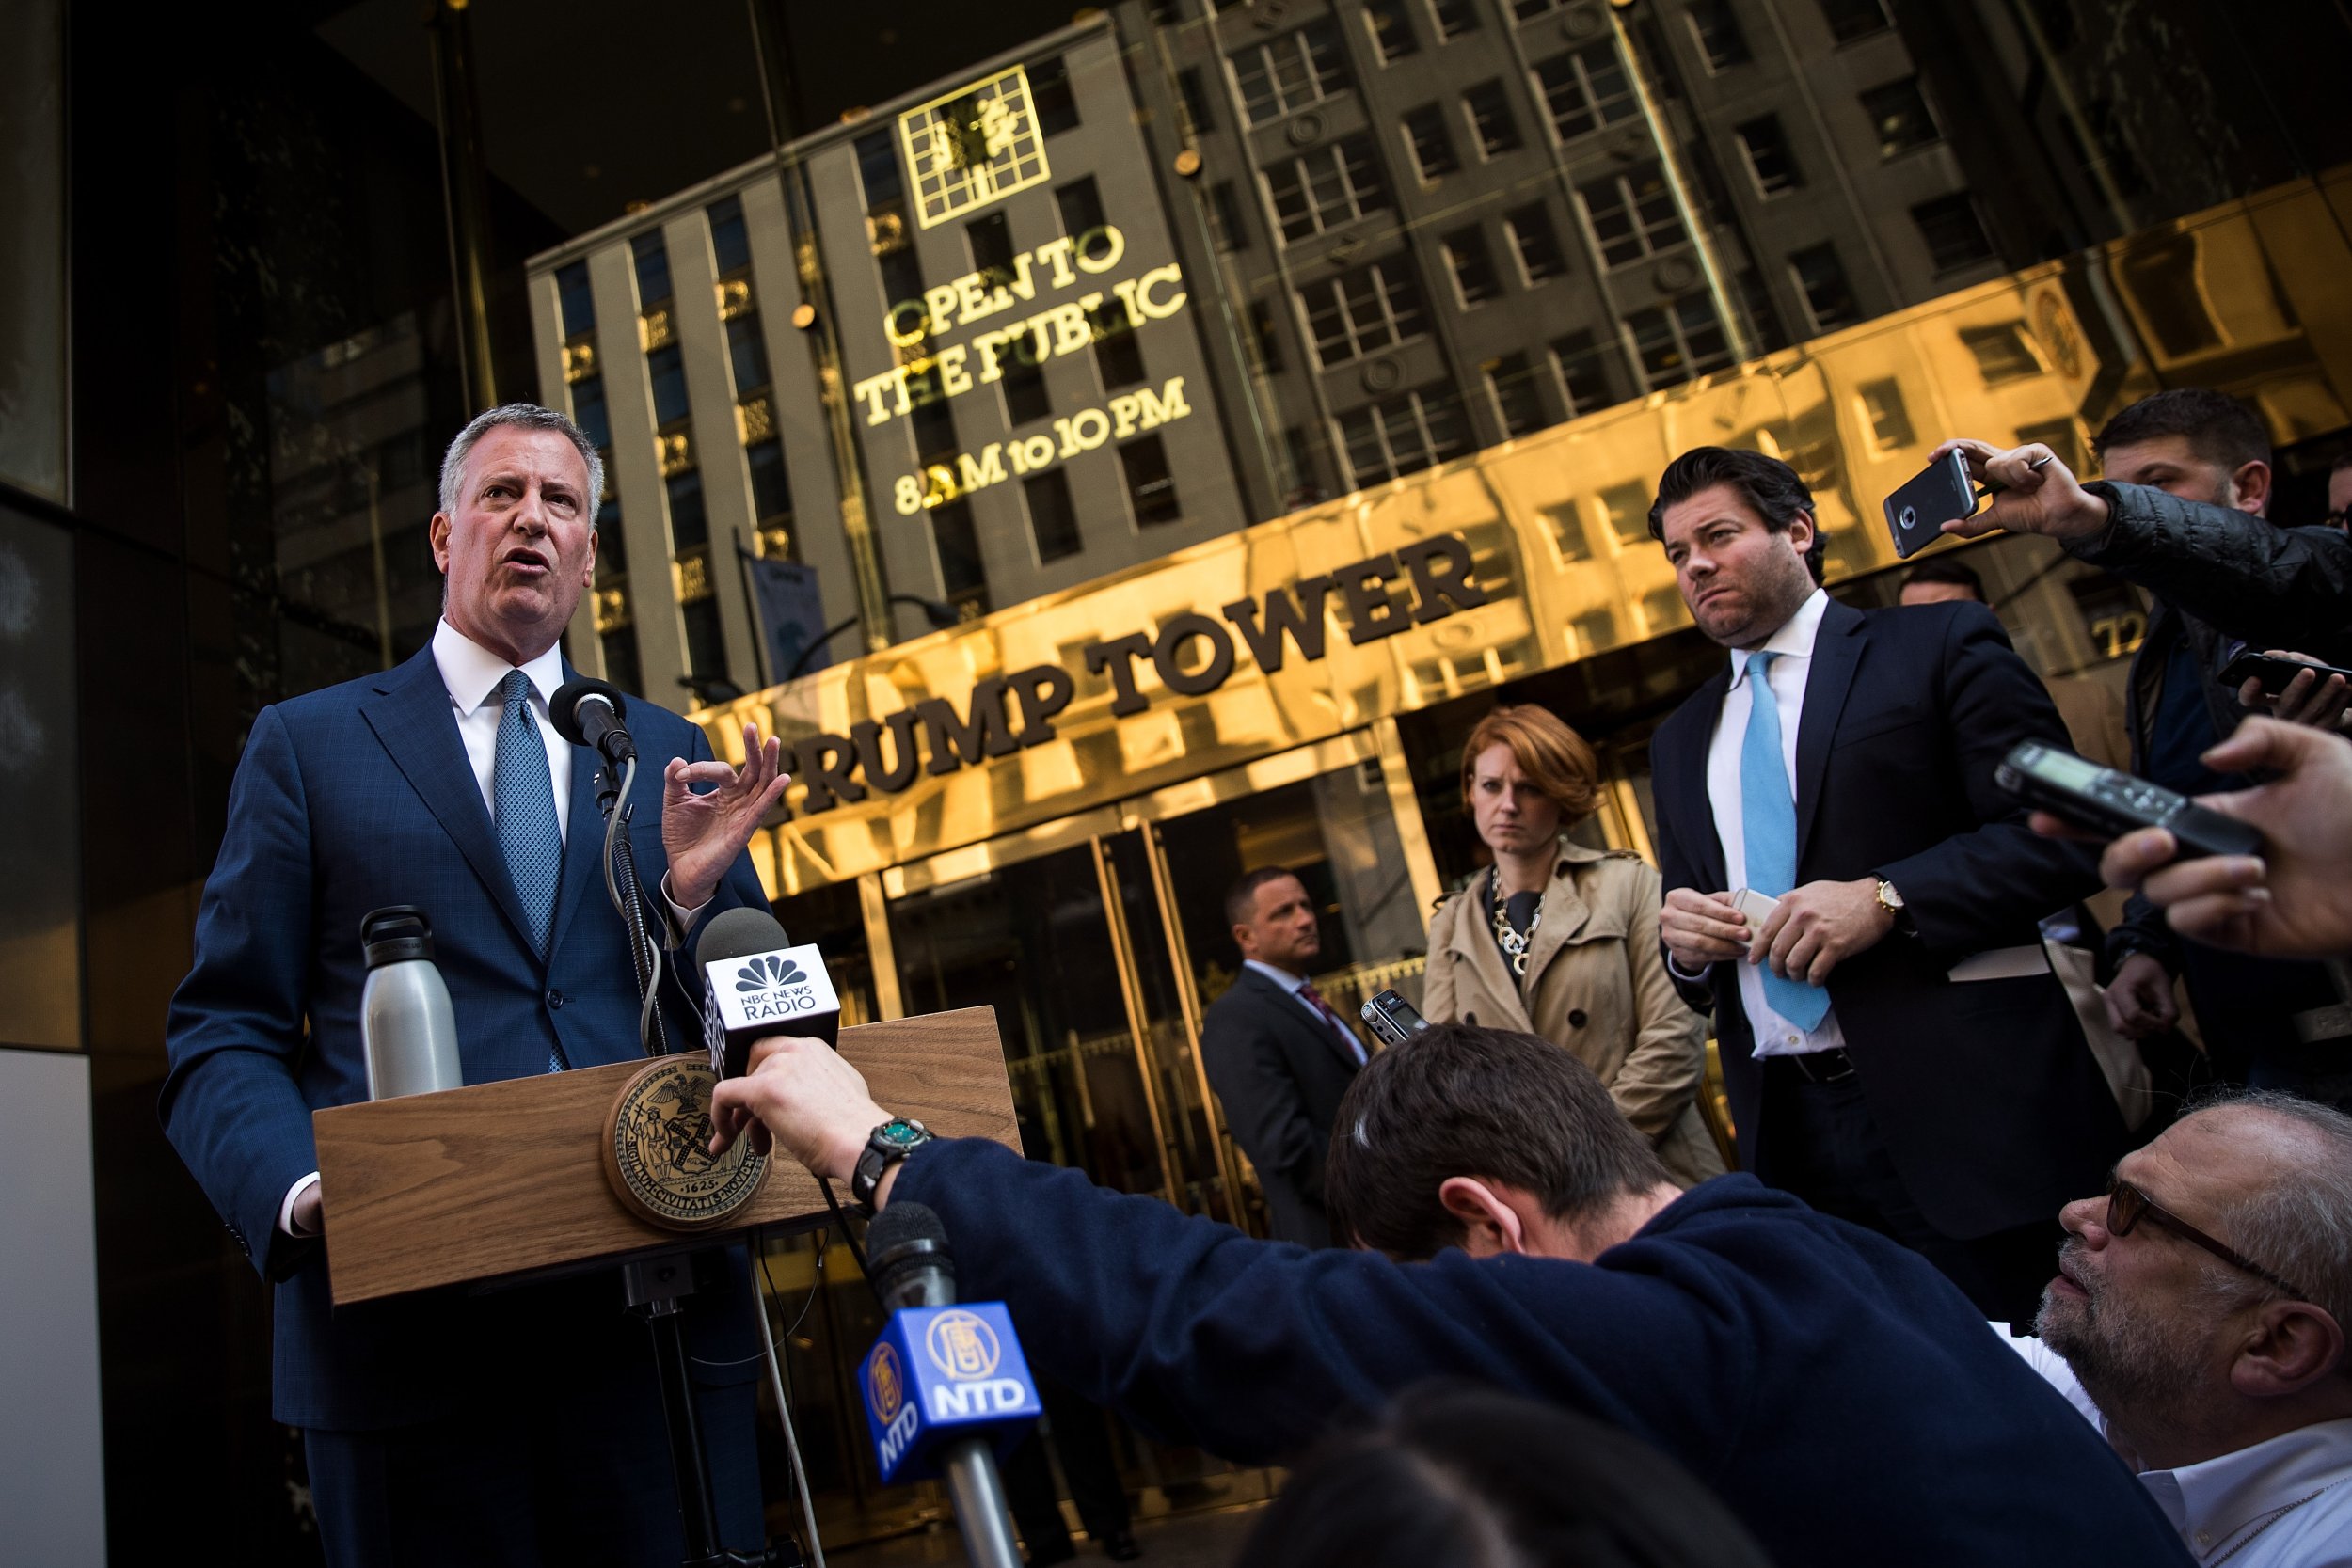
left=866, top=1200, right=949, bottom=1257
left=866, top=1201, right=956, bottom=1309
left=549, top=677, right=626, bottom=748
left=697, top=905, right=790, bottom=972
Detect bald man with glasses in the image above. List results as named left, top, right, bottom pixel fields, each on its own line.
left=2009, top=1091, right=2352, bottom=1567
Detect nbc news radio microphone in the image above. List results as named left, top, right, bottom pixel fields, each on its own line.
left=860, top=1204, right=1037, bottom=1568
left=695, top=908, right=840, bottom=1078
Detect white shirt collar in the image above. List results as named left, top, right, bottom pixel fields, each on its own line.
left=1725, top=587, right=1831, bottom=691
left=1243, top=958, right=1308, bottom=995
left=2137, top=1417, right=2352, bottom=1554
left=432, top=618, right=566, bottom=718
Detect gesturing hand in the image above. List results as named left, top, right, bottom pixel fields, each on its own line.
left=1752, top=878, right=1894, bottom=986
left=708, top=1035, right=891, bottom=1185
left=1661, top=888, right=1751, bottom=973
left=663, top=723, right=790, bottom=910
left=1927, top=438, right=2111, bottom=546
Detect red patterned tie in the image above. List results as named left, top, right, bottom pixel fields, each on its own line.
left=1297, top=982, right=1366, bottom=1064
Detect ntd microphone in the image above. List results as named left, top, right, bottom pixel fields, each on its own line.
left=694, top=907, right=840, bottom=1078
left=859, top=1204, right=1040, bottom=1536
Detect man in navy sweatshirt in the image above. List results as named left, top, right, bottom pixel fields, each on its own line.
left=712, top=1022, right=2191, bottom=1567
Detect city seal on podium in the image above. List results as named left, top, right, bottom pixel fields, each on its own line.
left=602, top=1056, right=767, bottom=1230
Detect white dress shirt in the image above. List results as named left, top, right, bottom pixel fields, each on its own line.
left=1243, top=959, right=1367, bottom=1063
left=2002, top=1329, right=2352, bottom=1567
left=1697, top=587, right=1847, bottom=1059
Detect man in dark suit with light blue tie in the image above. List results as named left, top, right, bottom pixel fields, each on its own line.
left=1644, top=447, right=2127, bottom=1323
left=161, top=404, right=789, bottom=1566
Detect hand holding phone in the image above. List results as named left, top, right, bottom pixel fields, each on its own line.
left=1996, top=742, right=2262, bottom=860
left=1883, top=451, right=1979, bottom=559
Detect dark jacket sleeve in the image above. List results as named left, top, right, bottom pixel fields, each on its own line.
left=891, top=1138, right=1748, bottom=1468
left=1875, top=605, right=2105, bottom=954
left=2103, top=890, right=2183, bottom=977
left=1200, top=994, right=1328, bottom=1206
left=2070, top=483, right=2352, bottom=662
left=1647, top=717, right=1721, bottom=1014
left=157, top=706, right=326, bottom=1282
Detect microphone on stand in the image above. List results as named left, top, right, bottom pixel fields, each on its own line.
left=550, top=676, right=637, bottom=768
left=695, top=908, right=842, bottom=1078
left=860, top=1203, right=1036, bottom=1568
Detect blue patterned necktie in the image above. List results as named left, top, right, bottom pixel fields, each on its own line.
left=491, top=670, right=566, bottom=1071
left=1739, top=651, right=1831, bottom=1030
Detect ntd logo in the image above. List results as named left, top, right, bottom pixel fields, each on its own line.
left=927, top=1378, right=1032, bottom=1419
left=861, top=1301, right=1041, bottom=1485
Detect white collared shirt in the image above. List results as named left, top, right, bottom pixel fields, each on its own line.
left=1700, top=587, right=1847, bottom=1059
left=2003, top=1330, right=2352, bottom=1566
left=432, top=618, right=573, bottom=841
left=1243, top=959, right=1366, bottom=1063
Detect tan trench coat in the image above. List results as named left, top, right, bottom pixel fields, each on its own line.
left=1423, top=841, right=1726, bottom=1188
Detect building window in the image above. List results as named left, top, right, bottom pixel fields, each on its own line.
left=1178, top=67, right=1216, bottom=135
left=602, top=626, right=644, bottom=698
left=1818, top=0, right=1892, bottom=43
left=1403, top=103, right=1460, bottom=179
left=723, top=316, right=770, bottom=396
left=1056, top=177, right=1109, bottom=240
left=1544, top=502, right=1591, bottom=561
left=1120, top=434, right=1183, bottom=526
left=595, top=481, right=624, bottom=570
left=1025, top=469, right=1084, bottom=562
left=1338, top=386, right=1472, bottom=487
left=1739, top=266, right=1786, bottom=352
left=1463, top=80, right=1523, bottom=157
left=707, top=196, right=752, bottom=276
left=630, top=230, right=673, bottom=307
left=856, top=130, right=904, bottom=213
left=1958, top=322, right=2044, bottom=385
left=1857, top=377, right=1915, bottom=451
left=912, top=394, right=957, bottom=461
left=1092, top=310, right=1148, bottom=389
left=557, top=261, right=596, bottom=335
left=1282, top=425, right=1324, bottom=506
left=1207, top=182, right=1251, bottom=252
left=1031, top=54, right=1080, bottom=135
left=1265, top=135, right=1390, bottom=241
left=1230, top=20, right=1351, bottom=126
left=1300, top=257, right=1430, bottom=368
left=1506, top=204, right=1568, bottom=283
left=1688, top=1, right=1752, bottom=70
left=1578, top=164, right=1687, bottom=267
left=878, top=248, right=928, bottom=338
left=571, top=374, right=612, bottom=451
left=1535, top=44, right=1639, bottom=143
left=2016, top=417, right=2087, bottom=475
left=1433, top=0, right=1480, bottom=40
left=1247, top=298, right=1287, bottom=374
left=1789, top=243, right=1861, bottom=332
left=1736, top=116, right=1802, bottom=197
left=1486, top=351, right=1548, bottom=436
left=747, top=438, right=792, bottom=527
left=1512, top=0, right=1559, bottom=18
left=1913, top=194, right=1995, bottom=271
left=1003, top=354, right=1052, bottom=425
left=968, top=211, right=1018, bottom=286
left=1860, top=78, right=1940, bottom=159
left=647, top=344, right=691, bottom=425
left=666, top=469, right=708, bottom=551
left=1551, top=329, right=1612, bottom=414
left=1598, top=480, right=1652, bottom=545
left=930, top=499, right=990, bottom=617
left=1444, top=226, right=1502, bottom=306
left=1365, top=0, right=1419, bottom=62
left=682, top=598, right=726, bottom=679
left=1625, top=293, right=1734, bottom=388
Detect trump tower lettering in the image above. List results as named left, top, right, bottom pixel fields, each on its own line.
left=860, top=1303, right=1041, bottom=1485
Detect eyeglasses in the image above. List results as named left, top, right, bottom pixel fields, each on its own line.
left=2106, top=1179, right=2308, bottom=1301
left=2323, top=510, right=2352, bottom=531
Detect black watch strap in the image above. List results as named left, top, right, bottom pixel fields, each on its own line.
left=851, top=1117, right=932, bottom=1209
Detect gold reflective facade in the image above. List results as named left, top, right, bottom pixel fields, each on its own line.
left=706, top=167, right=2352, bottom=899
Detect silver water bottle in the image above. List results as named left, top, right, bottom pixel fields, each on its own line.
left=359, top=907, right=462, bottom=1100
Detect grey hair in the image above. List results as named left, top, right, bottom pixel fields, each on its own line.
left=2190, top=1089, right=2352, bottom=1338
left=437, top=403, right=605, bottom=519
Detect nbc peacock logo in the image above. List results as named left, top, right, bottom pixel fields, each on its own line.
left=736, top=955, right=806, bottom=992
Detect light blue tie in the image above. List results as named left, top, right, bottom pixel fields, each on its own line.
left=492, top=671, right=566, bottom=1071
left=1739, top=651, right=1831, bottom=1030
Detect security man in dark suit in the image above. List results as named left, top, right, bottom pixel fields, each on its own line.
left=1645, top=446, right=2125, bottom=1324
left=1199, top=867, right=1366, bottom=1247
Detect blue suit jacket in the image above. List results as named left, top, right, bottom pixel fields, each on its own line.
left=1645, top=596, right=2126, bottom=1239
left=160, top=645, right=771, bottom=1430
left=895, top=1139, right=2194, bottom=1568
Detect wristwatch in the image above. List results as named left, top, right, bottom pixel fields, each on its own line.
left=1874, top=879, right=1915, bottom=936
left=851, top=1117, right=932, bottom=1209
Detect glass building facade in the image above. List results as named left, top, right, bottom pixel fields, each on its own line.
left=18, top=0, right=2352, bottom=1558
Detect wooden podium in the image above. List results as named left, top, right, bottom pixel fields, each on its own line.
left=311, top=1006, right=1019, bottom=1307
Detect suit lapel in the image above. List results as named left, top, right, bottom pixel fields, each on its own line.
left=1794, top=599, right=1867, bottom=866
left=1670, top=671, right=1733, bottom=892
left=548, top=664, right=617, bottom=960
left=1245, top=968, right=1359, bottom=1070
left=358, top=648, right=535, bottom=953
left=1518, top=862, right=1593, bottom=998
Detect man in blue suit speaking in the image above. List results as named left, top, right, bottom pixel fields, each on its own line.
left=162, top=404, right=788, bottom=1566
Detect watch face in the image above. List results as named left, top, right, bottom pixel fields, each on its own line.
left=878, top=1119, right=927, bottom=1149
